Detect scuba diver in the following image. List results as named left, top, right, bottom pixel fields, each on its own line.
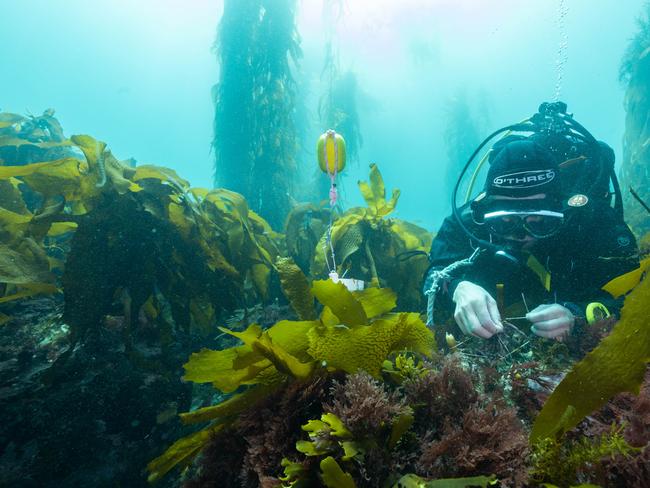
left=424, top=102, right=640, bottom=341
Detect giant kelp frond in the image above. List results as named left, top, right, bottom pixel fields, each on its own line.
left=442, top=90, right=486, bottom=200
left=318, top=70, right=364, bottom=164
left=531, top=274, right=650, bottom=442
left=620, top=4, right=650, bottom=234
left=213, top=0, right=302, bottom=230
left=620, top=2, right=650, bottom=82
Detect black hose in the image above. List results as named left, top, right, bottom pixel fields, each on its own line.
left=451, top=123, right=531, bottom=253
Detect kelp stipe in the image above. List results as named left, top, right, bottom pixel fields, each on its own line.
left=212, top=0, right=302, bottom=230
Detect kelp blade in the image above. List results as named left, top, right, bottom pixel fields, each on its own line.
left=147, top=424, right=223, bottom=483
left=531, top=274, right=650, bottom=442
left=394, top=473, right=497, bottom=488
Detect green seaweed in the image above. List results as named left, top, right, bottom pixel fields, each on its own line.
left=394, top=473, right=497, bottom=488
left=0, top=115, right=283, bottom=337
left=531, top=274, right=650, bottom=442
left=320, top=456, right=357, bottom=488
left=148, top=280, right=434, bottom=481
left=312, top=164, right=432, bottom=309
left=530, top=425, right=638, bottom=486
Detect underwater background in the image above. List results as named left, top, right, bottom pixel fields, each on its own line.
left=3, top=0, right=645, bottom=229
left=1, top=1, right=650, bottom=487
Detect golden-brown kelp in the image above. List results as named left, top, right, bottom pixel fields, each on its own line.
left=312, top=164, right=433, bottom=309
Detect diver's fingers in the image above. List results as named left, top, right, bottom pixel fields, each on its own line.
left=526, top=304, right=565, bottom=323
left=453, top=308, right=467, bottom=334
left=473, top=301, right=499, bottom=335
left=530, top=324, right=571, bottom=341
left=485, top=297, right=503, bottom=332
left=454, top=308, right=476, bottom=337
left=555, top=329, right=570, bottom=342
left=462, top=309, right=493, bottom=339
left=532, top=315, right=572, bottom=331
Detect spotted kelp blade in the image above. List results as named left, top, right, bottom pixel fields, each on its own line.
left=276, top=256, right=316, bottom=320
left=307, top=312, right=434, bottom=377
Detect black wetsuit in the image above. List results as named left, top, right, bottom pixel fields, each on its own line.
left=423, top=201, right=640, bottom=321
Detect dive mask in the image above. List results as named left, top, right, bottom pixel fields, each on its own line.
left=483, top=209, right=564, bottom=239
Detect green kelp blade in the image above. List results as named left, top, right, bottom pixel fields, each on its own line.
left=218, top=322, right=263, bottom=345
left=340, top=441, right=361, bottom=461
left=390, top=312, right=436, bottom=355
left=388, top=412, right=414, bottom=449
left=312, top=279, right=367, bottom=326
left=321, top=412, right=352, bottom=438
left=328, top=212, right=364, bottom=265
left=70, top=134, right=106, bottom=167
left=368, top=163, right=386, bottom=203
left=379, top=188, right=401, bottom=218
left=0, top=157, right=86, bottom=200
left=601, top=257, right=650, bottom=298
left=182, top=345, right=268, bottom=392
left=320, top=456, right=356, bottom=488
left=147, top=423, right=224, bottom=483
left=358, top=180, right=377, bottom=211
left=180, top=382, right=281, bottom=424
left=266, top=319, right=318, bottom=362
left=352, top=287, right=397, bottom=319
left=394, top=473, right=497, bottom=488
left=531, top=274, right=650, bottom=442
left=0, top=283, right=59, bottom=303
left=280, top=457, right=308, bottom=483
left=132, top=164, right=190, bottom=191
left=252, top=332, right=315, bottom=379
left=358, top=163, right=387, bottom=215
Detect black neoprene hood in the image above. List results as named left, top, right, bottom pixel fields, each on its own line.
left=485, top=139, right=562, bottom=200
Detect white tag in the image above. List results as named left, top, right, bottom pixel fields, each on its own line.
left=329, top=271, right=365, bottom=291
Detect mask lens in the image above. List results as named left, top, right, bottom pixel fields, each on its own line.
left=486, top=215, right=520, bottom=236
left=485, top=212, right=563, bottom=238
left=523, top=215, right=563, bottom=238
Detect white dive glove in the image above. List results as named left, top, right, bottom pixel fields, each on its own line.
left=526, top=303, right=574, bottom=341
left=452, top=281, right=504, bottom=339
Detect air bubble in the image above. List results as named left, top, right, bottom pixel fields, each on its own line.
left=554, top=0, right=569, bottom=101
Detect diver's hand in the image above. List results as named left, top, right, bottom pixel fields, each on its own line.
left=527, top=303, right=574, bottom=341
left=452, top=281, right=503, bottom=339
